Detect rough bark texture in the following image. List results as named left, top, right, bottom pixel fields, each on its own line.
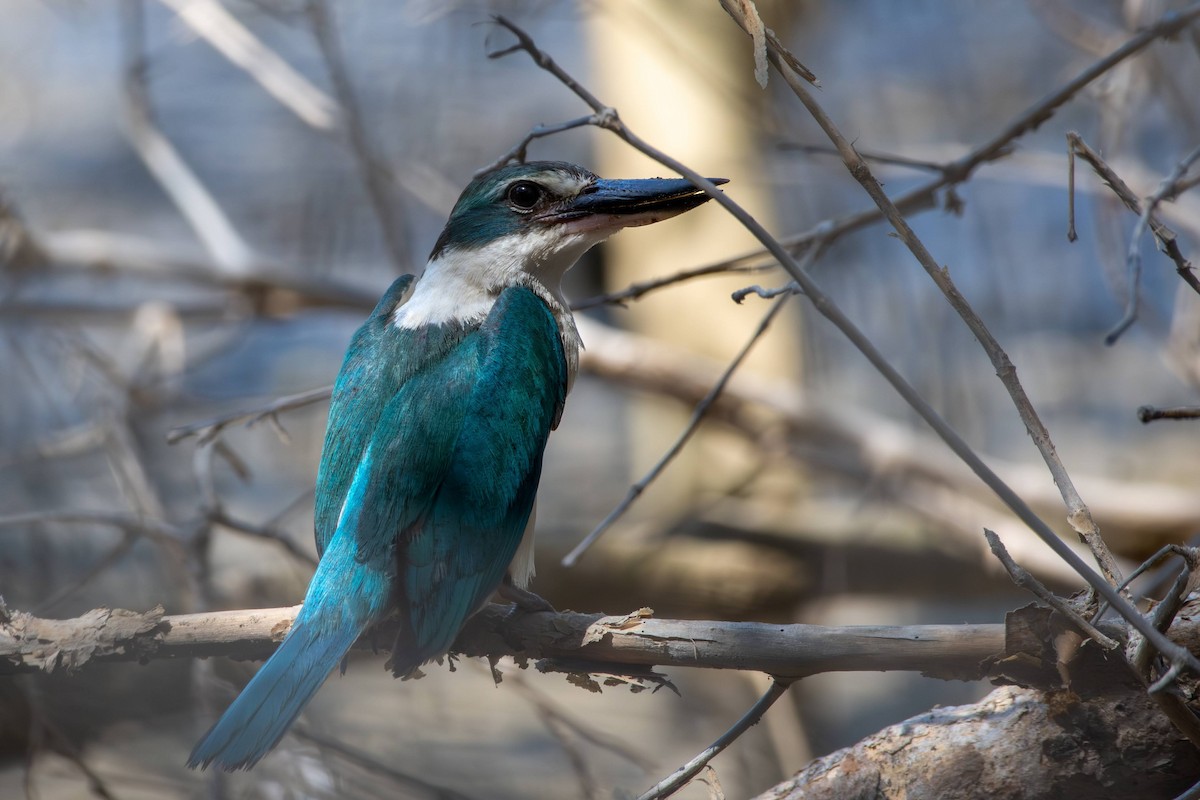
left=755, top=684, right=1200, bottom=800
left=6, top=600, right=1200, bottom=797
left=0, top=602, right=1002, bottom=679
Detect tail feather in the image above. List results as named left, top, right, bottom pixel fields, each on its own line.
left=188, top=618, right=362, bottom=771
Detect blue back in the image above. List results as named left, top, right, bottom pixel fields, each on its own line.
left=315, top=279, right=567, bottom=673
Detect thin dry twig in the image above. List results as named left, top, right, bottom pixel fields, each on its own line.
left=570, top=261, right=772, bottom=311
left=480, top=114, right=607, bottom=175
left=487, top=11, right=1200, bottom=686
left=1125, top=546, right=1200, bottom=749
left=778, top=141, right=951, bottom=174
left=166, top=385, right=333, bottom=444
left=757, top=33, right=1125, bottom=593
left=1139, top=405, right=1200, bottom=423
left=671, top=0, right=1200, bottom=322
left=0, top=603, right=1008, bottom=678
left=207, top=507, right=317, bottom=568
left=636, top=678, right=792, bottom=800
left=1068, top=134, right=1200, bottom=344
left=563, top=278, right=803, bottom=567
left=983, top=529, right=1118, bottom=650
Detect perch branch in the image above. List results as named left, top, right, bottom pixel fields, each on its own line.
left=0, top=603, right=1005, bottom=678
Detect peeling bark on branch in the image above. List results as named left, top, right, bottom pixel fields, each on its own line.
left=754, top=684, right=1200, bottom=800
left=0, top=603, right=1003, bottom=679
left=6, top=602, right=1200, bottom=796
left=3, top=600, right=1198, bottom=687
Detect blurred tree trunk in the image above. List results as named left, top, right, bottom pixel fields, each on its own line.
left=586, top=0, right=805, bottom=533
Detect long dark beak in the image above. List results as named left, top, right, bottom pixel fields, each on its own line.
left=543, top=177, right=728, bottom=232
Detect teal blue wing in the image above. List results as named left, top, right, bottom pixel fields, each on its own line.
left=314, top=276, right=415, bottom=557
left=394, top=287, right=567, bottom=672
left=317, top=284, right=565, bottom=672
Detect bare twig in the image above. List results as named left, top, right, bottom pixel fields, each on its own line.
left=207, top=507, right=317, bottom=568
left=778, top=141, right=954, bottom=174
left=0, top=603, right=1007, bottom=678
left=1067, top=132, right=1200, bottom=344
left=1131, top=546, right=1200, bottom=750
left=480, top=114, right=606, bottom=175
left=1106, top=141, right=1200, bottom=343
left=636, top=678, right=791, bottom=800
left=563, top=281, right=802, bottom=567
left=731, top=282, right=802, bottom=304
left=672, top=0, right=1200, bottom=321
left=570, top=261, right=771, bottom=311
left=1139, top=405, right=1200, bottom=423
left=166, top=385, right=333, bottom=444
left=757, top=33, right=1126, bottom=592
left=487, top=11, right=1200, bottom=684
left=984, top=529, right=1118, bottom=650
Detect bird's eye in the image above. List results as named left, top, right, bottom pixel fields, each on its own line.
left=507, top=181, right=543, bottom=210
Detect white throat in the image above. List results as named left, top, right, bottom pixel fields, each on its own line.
left=391, top=228, right=603, bottom=330
left=390, top=229, right=597, bottom=389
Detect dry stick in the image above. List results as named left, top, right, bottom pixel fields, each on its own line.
left=983, top=529, right=1118, bottom=650
left=0, top=604, right=1008, bottom=677
left=761, top=43, right=1125, bottom=593
left=166, top=385, right=334, bottom=444
left=751, top=4, right=1200, bottom=744
left=480, top=113, right=605, bottom=175
left=570, top=261, right=770, bottom=311
left=679, top=0, right=1200, bottom=325
left=207, top=507, right=317, bottom=568
left=749, top=14, right=1200, bottom=702
left=1125, top=546, right=1200, bottom=748
left=636, top=679, right=791, bottom=800
left=486, top=13, right=1200, bottom=682
left=1107, top=140, right=1200, bottom=344
left=1067, top=133, right=1200, bottom=341
left=563, top=276, right=803, bottom=567
left=306, top=0, right=412, bottom=273
left=779, top=141, right=948, bottom=173
left=1139, top=405, right=1200, bottom=422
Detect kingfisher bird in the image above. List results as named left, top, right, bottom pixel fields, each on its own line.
left=187, top=160, right=724, bottom=770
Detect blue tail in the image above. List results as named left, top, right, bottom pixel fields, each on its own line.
left=187, top=610, right=364, bottom=771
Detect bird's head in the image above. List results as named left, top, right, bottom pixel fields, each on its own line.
left=426, top=161, right=726, bottom=294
